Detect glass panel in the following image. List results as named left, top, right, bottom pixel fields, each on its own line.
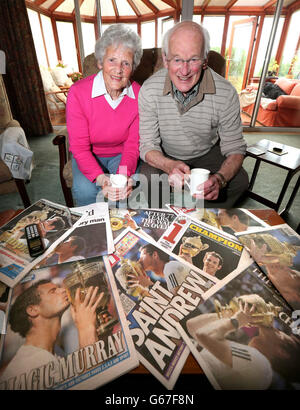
left=40, top=14, right=57, bottom=68
left=82, top=22, right=96, bottom=58
left=56, top=21, right=78, bottom=72
left=226, top=18, right=255, bottom=93
left=279, top=10, right=300, bottom=78
left=115, top=0, right=135, bottom=16
left=253, top=17, right=284, bottom=77
left=101, top=23, right=138, bottom=36
left=157, top=17, right=174, bottom=48
left=141, top=21, right=155, bottom=49
left=27, top=9, right=48, bottom=67
left=202, top=16, right=225, bottom=53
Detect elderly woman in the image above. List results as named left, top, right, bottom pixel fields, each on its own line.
left=66, top=24, right=143, bottom=206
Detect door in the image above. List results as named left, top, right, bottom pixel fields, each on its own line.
left=226, top=17, right=257, bottom=92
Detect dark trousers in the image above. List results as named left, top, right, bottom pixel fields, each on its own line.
left=140, top=145, right=249, bottom=209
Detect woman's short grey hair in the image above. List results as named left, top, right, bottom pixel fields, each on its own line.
left=162, top=21, right=210, bottom=59
left=95, top=24, right=143, bottom=71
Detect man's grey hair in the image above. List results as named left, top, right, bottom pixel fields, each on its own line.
left=95, top=24, right=143, bottom=71
left=162, top=21, right=210, bottom=59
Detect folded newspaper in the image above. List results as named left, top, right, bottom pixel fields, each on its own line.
left=107, top=227, right=216, bottom=389
left=175, top=262, right=300, bottom=390
left=0, top=199, right=73, bottom=287
left=34, top=202, right=114, bottom=270
left=0, top=257, right=139, bottom=390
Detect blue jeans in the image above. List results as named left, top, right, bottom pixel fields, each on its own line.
left=72, top=155, right=140, bottom=207
left=72, top=154, right=123, bottom=206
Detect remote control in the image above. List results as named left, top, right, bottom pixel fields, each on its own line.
left=25, top=224, right=45, bottom=258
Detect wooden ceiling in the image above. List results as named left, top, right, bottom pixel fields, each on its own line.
left=25, top=0, right=300, bottom=23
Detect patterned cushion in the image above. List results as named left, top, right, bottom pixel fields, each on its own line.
left=51, top=67, right=73, bottom=87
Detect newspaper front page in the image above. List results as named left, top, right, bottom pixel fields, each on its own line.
left=166, top=205, right=269, bottom=235
left=0, top=256, right=138, bottom=390
left=176, top=262, right=300, bottom=390
left=236, top=223, right=300, bottom=310
left=109, top=208, right=177, bottom=241
left=108, top=228, right=216, bottom=389
left=158, top=215, right=250, bottom=283
left=34, top=202, right=114, bottom=270
left=0, top=199, right=73, bottom=287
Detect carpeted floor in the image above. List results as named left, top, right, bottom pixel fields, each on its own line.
left=0, top=129, right=299, bottom=231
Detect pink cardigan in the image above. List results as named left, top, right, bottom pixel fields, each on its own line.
left=66, top=74, right=141, bottom=182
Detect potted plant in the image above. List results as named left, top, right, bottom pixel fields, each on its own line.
left=267, top=60, right=279, bottom=77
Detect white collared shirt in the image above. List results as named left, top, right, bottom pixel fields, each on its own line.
left=91, top=70, right=135, bottom=109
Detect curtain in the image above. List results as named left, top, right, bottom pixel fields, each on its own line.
left=0, top=0, right=53, bottom=137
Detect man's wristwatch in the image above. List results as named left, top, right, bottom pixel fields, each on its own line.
left=214, top=172, right=227, bottom=189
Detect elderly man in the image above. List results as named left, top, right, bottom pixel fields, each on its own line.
left=139, top=21, right=248, bottom=208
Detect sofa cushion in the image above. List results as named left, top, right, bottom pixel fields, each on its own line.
left=275, top=78, right=298, bottom=95
left=290, top=83, right=300, bottom=97
left=51, top=67, right=72, bottom=87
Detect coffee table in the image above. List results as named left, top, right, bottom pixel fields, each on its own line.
left=0, top=207, right=285, bottom=377
left=245, top=139, right=300, bottom=215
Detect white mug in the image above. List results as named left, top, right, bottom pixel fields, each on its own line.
left=110, top=174, right=127, bottom=188
left=185, top=168, right=210, bottom=195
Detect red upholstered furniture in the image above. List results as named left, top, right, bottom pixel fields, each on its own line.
left=242, top=78, right=300, bottom=127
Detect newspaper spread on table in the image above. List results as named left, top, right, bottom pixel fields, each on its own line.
left=0, top=256, right=139, bottom=390
left=158, top=215, right=251, bottom=283
left=236, top=223, right=300, bottom=311
left=0, top=199, right=73, bottom=287
left=107, top=227, right=216, bottom=389
left=175, top=262, right=300, bottom=390
left=34, top=202, right=114, bottom=270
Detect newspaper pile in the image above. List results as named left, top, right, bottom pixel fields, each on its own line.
left=0, top=201, right=299, bottom=390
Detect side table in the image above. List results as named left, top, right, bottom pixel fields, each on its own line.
left=245, top=139, right=300, bottom=215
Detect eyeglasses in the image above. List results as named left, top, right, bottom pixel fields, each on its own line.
left=166, top=57, right=202, bottom=68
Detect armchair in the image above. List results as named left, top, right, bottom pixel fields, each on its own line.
left=53, top=50, right=226, bottom=208
left=0, top=75, right=31, bottom=208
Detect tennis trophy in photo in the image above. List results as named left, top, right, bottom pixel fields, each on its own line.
left=214, top=293, right=282, bottom=327
left=115, top=258, right=149, bottom=300
left=181, top=236, right=209, bottom=258
left=63, top=260, right=118, bottom=336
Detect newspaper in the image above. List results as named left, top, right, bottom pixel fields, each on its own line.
left=0, top=281, right=11, bottom=355
left=0, top=199, right=73, bottom=287
left=34, top=202, right=114, bottom=270
left=236, top=223, right=300, bottom=310
left=0, top=256, right=139, bottom=390
left=175, top=262, right=300, bottom=390
left=166, top=205, right=269, bottom=235
left=108, top=228, right=216, bottom=389
left=109, top=208, right=177, bottom=241
left=158, top=215, right=251, bottom=282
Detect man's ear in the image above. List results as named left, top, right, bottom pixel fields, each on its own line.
left=26, top=305, right=39, bottom=319
left=202, top=59, right=208, bottom=70
left=162, top=53, right=169, bottom=69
